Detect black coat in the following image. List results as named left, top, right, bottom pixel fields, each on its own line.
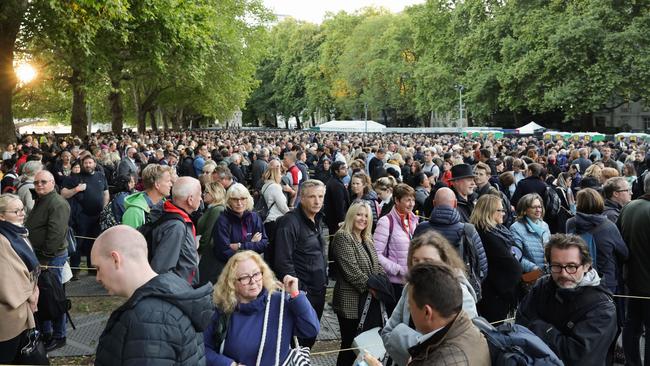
left=516, top=274, right=618, bottom=366
left=511, top=176, right=548, bottom=207
left=274, top=208, right=327, bottom=293
left=368, top=157, right=384, bottom=181
left=324, top=176, right=350, bottom=233
left=95, top=273, right=213, bottom=366
left=228, top=162, right=246, bottom=185
left=452, top=187, right=475, bottom=224
left=476, top=227, right=523, bottom=322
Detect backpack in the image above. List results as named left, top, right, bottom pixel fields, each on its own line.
left=99, top=201, right=120, bottom=231
left=36, top=269, right=76, bottom=329
left=253, top=184, right=276, bottom=222
left=459, top=224, right=482, bottom=301
left=138, top=212, right=185, bottom=261
left=579, top=232, right=598, bottom=272
left=472, top=317, right=564, bottom=366
left=542, top=185, right=561, bottom=219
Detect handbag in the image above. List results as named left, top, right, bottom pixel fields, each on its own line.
left=352, top=293, right=388, bottom=361
left=16, top=329, right=49, bottom=365
left=277, top=288, right=311, bottom=366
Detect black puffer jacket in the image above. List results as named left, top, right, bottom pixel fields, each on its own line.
left=95, top=273, right=213, bottom=366
left=516, top=272, right=618, bottom=366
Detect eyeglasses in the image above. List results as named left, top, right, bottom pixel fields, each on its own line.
left=616, top=189, right=632, bottom=193
left=528, top=205, right=543, bottom=210
left=496, top=209, right=506, bottom=213
left=549, top=263, right=580, bottom=274
left=230, top=197, right=247, bottom=202
left=3, top=208, right=24, bottom=215
left=236, top=271, right=262, bottom=285
left=33, top=179, right=52, bottom=186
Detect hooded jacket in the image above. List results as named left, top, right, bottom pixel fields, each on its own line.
left=414, top=205, right=488, bottom=279
left=204, top=289, right=320, bottom=366
left=150, top=201, right=200, bottom=286
left=566, top=212, right=628, bottom=289
left=603, top=198, right=622, bottom=224
left=122, top=191, right=163, bottom=229
left=95, top=273, right=213, bottom=366
left=381, top=274, right=478, bottom=366
left=516, top=270, right=618, bottom=366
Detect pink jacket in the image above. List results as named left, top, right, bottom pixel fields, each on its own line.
left=373, top=207, right=418, bottom=284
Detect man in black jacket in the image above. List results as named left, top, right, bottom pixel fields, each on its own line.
left=274, top=179, right=327, bottom=347
left=516, top=234, right=617, bottom=366
left=324, top=161, right=350, bottom=236
left=448, top=163, right=477, bottom=223
left=510, top=162, right=548, bottom=207
left=92, top=225, right=213, bottom=366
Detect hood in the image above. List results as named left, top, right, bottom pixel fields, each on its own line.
left=577, top=268, right=601, bottom=288
left=362, top=190, right=378, bottom=201
left=125, top=273, right=213, bottom=332
left=428, top=205, right=462, bottom=225
left=574, top=212, right=608, bottom=233
left=124, top=192, right=152, bottom=212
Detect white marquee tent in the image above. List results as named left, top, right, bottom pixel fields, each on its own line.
left=516, top=121, right=546, bottom=134
left=312, top=120, right=386, bottom=133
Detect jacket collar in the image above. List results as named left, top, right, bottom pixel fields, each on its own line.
left=408, top=312, right=468, bottom=361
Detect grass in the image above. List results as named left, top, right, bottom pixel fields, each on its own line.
left=70, top=295, right=124, bottom=314
left=51, top=356, right=95, bottom=365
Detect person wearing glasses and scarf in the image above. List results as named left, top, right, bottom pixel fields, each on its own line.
left=204, top=251, right=319, bottom=366
left=0, top=194, right=40, bottom=364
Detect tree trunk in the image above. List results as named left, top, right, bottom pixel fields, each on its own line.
left=295, top=114, right=302, bottom=130
left=382, top=109, right=388, bottom=125
left=137, top=108, right=147, bottom=133
left=172, top=109, right=182, bottom=130
left=108, top=79, right=124, bottom=134
left=70, top=67, right=88, bottom=137
left=274, top=113, right=279, bottom=129
left=149, top=108, right=157, bottom=131
left=162, top=110, right=170, bottom=130
left=0, top=0, right=28, bottom=147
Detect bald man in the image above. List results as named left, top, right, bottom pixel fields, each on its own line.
left=412, top=187, right=487, bottom=298
left=92, top=226, right=212, bottom=366
left=148, top=176, right=202, bottom=286
left=25, top=170, right=71, bottom=351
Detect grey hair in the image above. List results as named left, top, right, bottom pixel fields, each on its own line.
left=644, top=172, right=650, bottom=194
left=172, top=177, right=200, bottom=199
left=21, top=161, right=43, bottom=179
left=603, top=177, right=628, bottom=199
left=0, top=193, right=21, bottom=212
left=300, top=179, right=325, bottom=197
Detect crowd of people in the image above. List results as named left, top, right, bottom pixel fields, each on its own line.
left=0, top=128, right=648, bottom=365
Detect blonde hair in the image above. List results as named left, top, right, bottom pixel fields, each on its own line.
left=470, top=194, right=502, bottom=231
left=262, top=163, right=283, bottom=184
left=339, top=202, right=373, bottom=244
left=213, top=251, right=277, bottom=314
left=204, top=181, right=226, bottom=206
left=0, top=193, right=21, bottom=212
left=226, top=183, right=254, bottom=211
left=202, top=160, right=217, bottom=175
left=583, top=164, right=602, bottom=181
left=142, top=164, right=172, bottom=190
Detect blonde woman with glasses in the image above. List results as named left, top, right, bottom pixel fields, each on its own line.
left=470, top=194, right=523, bottom=322
left=204, top=251, right=319, bottom=366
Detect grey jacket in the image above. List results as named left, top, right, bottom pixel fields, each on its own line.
left=150, top=202, right=200, bottom=287
left=381, top=273, right=478, bottom=366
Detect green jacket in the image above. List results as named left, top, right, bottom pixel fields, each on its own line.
left=122, top=192, right=163, bottom=229
left=196, top=204, right=225, bottom=255
left=25, top=190, right=71, bottom=260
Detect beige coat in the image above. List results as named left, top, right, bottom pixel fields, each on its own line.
left=0, top=234, right=36, bottom=341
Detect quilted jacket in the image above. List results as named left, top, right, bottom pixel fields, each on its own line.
left=510, top=218, right=550, bottom=272
left=373, top=207, right=418, bottom=285
left=95, top=273, right=213, bottom=366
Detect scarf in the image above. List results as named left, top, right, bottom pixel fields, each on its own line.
left=526, top=217, right=546, bottom=238
left=489, top=224, right=521, bottom=260
left=0, top=220, right=38, bottom=272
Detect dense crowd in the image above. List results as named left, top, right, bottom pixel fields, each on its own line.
left=0, top=128, right=649, bottom=366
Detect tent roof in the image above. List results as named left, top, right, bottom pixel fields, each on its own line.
left=316, top=120, right=386, bottom=132
left=516, top=121, right=546, bottom=134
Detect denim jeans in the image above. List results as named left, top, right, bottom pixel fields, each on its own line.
left=38, top=254, right=67, bottom=339
left=623, top=297, right=650, bottom=366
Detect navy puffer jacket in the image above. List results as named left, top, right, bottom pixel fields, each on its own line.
left=414, top=205, right=488, bottom=281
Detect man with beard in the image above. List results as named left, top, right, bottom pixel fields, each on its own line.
left=62, top=155, right=109, bottom=271
left=516, top=234, right=617, bottom=366
left=448, top=164, right=477, bottom=223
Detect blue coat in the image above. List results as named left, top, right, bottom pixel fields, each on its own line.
left=510, top=218, right=550, bottom=272
left=212, top=209, right=268, bottom=262
left=204, top=289, right=320, bottom=366
left=414, top=205, right=488, bottom=280
left=567, top=212, right=629, bottom=289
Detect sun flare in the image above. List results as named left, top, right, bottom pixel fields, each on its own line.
left=15, top=62, right=37, bottom=84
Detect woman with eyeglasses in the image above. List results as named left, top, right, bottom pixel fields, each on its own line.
left=509, top=193, right=551, bottom=274
left=212, top=183, right=268, bottom=279
left=0, top=194, right=40, bottom=364
left=204, top=251, right=319, bottom=366
left=470, top=194, right=523, bottom=322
